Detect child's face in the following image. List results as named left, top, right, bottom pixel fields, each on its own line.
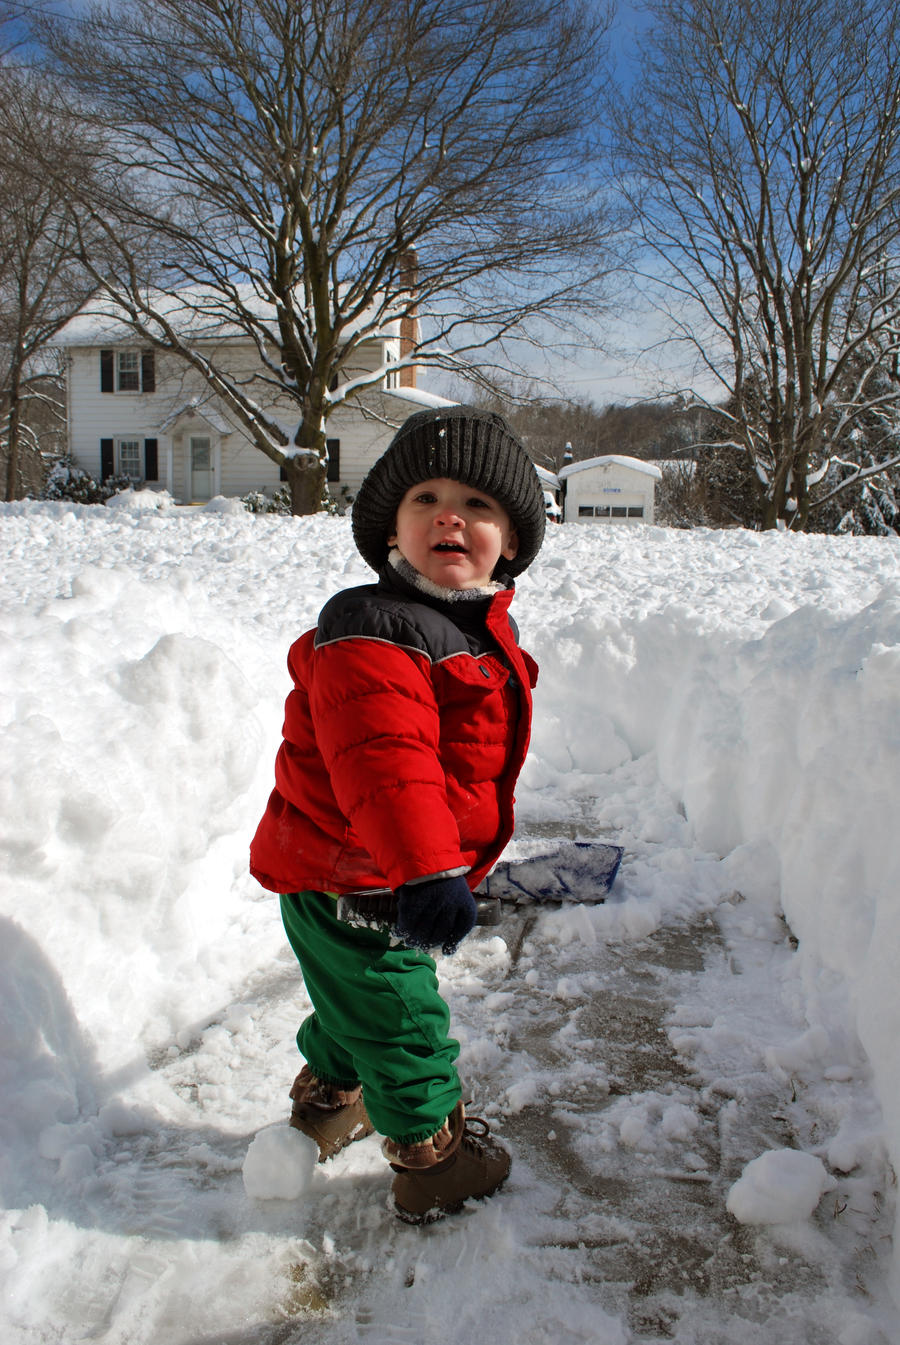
left=388, top=477, right=519, bottom=589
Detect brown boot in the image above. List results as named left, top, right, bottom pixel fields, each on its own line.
left=288, top=1066, right=374, bottom=1162
left=385, top=1102, right=511, bottom=1223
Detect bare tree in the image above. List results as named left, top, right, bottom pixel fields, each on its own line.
left=608, top=0, right=900, bottom=530
left=0, top=64, right=97, bottom=500
left=37, top=0, right=617, bottom=513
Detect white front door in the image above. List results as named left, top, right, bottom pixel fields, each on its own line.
left=189, top=436, right=213, bottom=502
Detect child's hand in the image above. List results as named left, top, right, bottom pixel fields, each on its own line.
left=393, top=876, right=478, bottom=955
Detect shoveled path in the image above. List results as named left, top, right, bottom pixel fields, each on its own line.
left=224, top=883, right=896, bottom=1345
left=497, top=904, right=893, bottom=1341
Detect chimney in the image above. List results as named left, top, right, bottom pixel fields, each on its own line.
left=398, top=249, right=418, bottom=388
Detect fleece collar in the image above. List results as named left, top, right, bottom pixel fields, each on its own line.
left=388, top=548, right=509, bottom=602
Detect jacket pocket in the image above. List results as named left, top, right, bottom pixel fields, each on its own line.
left=436, top=651, right=510, bottom=690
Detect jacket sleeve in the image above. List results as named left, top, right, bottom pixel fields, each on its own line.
left=305, top=634, right=469, bottom=891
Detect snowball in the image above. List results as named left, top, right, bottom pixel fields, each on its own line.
left=242, top=1125, right=318, bottom=1201
left=726, top=1148, right=834, bottom=1225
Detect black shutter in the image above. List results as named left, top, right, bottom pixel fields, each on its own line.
left=279, top=462, right=288, bottom=482
left=100, top=438, right=114, bottom=481
left=144, top=438, right=158, bottom=482
left=100, top=350, right=114, bottom=393
left=326, top=437, right=340, bottom=483
left=141, top=350, right=155, bottom=393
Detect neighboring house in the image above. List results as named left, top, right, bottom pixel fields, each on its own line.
left=53, top=288, right=454, bottom=506
left=558, top=455, right=662, bottom=524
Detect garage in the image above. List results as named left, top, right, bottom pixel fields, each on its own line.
left=559, top=455, right=661, bottom=524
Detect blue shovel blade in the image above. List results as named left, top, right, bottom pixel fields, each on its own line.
left=483, top=840, right=624, bottom=905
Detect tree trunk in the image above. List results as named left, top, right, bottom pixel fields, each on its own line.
left=283, top=412, right=328, bottom=515
left=761, top=483, right=810, bottom=531
left=4, top=373, right=21, bottom=503
left=758, top=427, right=813, bottom=531
left=284, top=453, right=327, bottom=515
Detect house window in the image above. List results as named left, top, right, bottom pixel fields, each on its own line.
left=611, top=506, right=627, bottom=518
left=578, top=505, right=594, bottom=517
left=100, top=348, right=156, bottom=394
left=385, top=350, right=399, bottom=390
left=117, top=352, right=140, bottom=391
left=100, top=437, right=158, bottom=482
left=118, top=438, right=142, bottom=479
left=627, top=506, right=644, bottom=518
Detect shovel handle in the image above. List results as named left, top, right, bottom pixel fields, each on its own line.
left=475, top=896, right=502, bottom=926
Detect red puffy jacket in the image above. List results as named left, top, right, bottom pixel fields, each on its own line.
left=249, top=565, right=537, bottom=896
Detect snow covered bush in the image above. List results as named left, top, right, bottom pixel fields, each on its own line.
left=36, top=456, right=133, bottom=506
left=241, top=487, right=292, bottom=514
left=242, top=483, right=352, bottom=516
left=321, top=482, right=353, bottom=515
left=812, top=463, right=900, bottom=537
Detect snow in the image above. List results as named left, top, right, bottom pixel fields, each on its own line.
left=726, top=1150, right=834, bottom=1225
left=54, top=282, right=405, bottom=348
left=535, top=463, right=560, bottom=488
left=242, top=1127, right=318, bottom=1201
left=2, top=499, right=899, bottom=1343
left=382, top=386, right=458, bottom=410
left=558, top=455, right=664, bottom=480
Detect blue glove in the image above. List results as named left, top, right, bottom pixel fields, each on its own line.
left=393, top=876, right=478, bottom=955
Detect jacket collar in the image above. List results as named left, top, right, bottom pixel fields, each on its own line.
left=385, top=549, right=513, bottom=603
left=377, top=551, right=516, bottom=641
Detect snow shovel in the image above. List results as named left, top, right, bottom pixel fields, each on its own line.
left=474, top=840, right=624, bottom=925
left=337, top=841, right=623, bottom=932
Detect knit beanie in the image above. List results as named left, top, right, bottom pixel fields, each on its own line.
left=352, top=405, right=546, bottom=577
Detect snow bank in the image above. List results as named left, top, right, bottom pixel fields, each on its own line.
left=532, top=552, right=900, bottom=1151
left=524, top=542, right=900, bottom=1171
left=514, top=521, right=900, bottom=1291
left=653, top=592, right=900, bottom=1126
left=2, top=502, right=900, bottom=1313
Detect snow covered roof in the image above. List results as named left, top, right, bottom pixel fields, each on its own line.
left=53, top=283, right=403, bottom=348
left=535, top=464, right=560, bottom=489
left=558, top=454, right=663, bottom=481
left=382, top=386, right=458, bottom=411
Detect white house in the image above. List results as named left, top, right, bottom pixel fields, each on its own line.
left=54, top=288, right=455, bottom=506
left=558, top=455, right=662, bottom=524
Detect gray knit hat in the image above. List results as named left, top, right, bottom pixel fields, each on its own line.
left=352, top=405, right=546, bottom=577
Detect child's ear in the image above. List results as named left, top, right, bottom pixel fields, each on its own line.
left=501, top=528, right=519, bottom=561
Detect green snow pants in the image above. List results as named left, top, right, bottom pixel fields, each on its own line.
left=279, top=890, right=461, bottom=1146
